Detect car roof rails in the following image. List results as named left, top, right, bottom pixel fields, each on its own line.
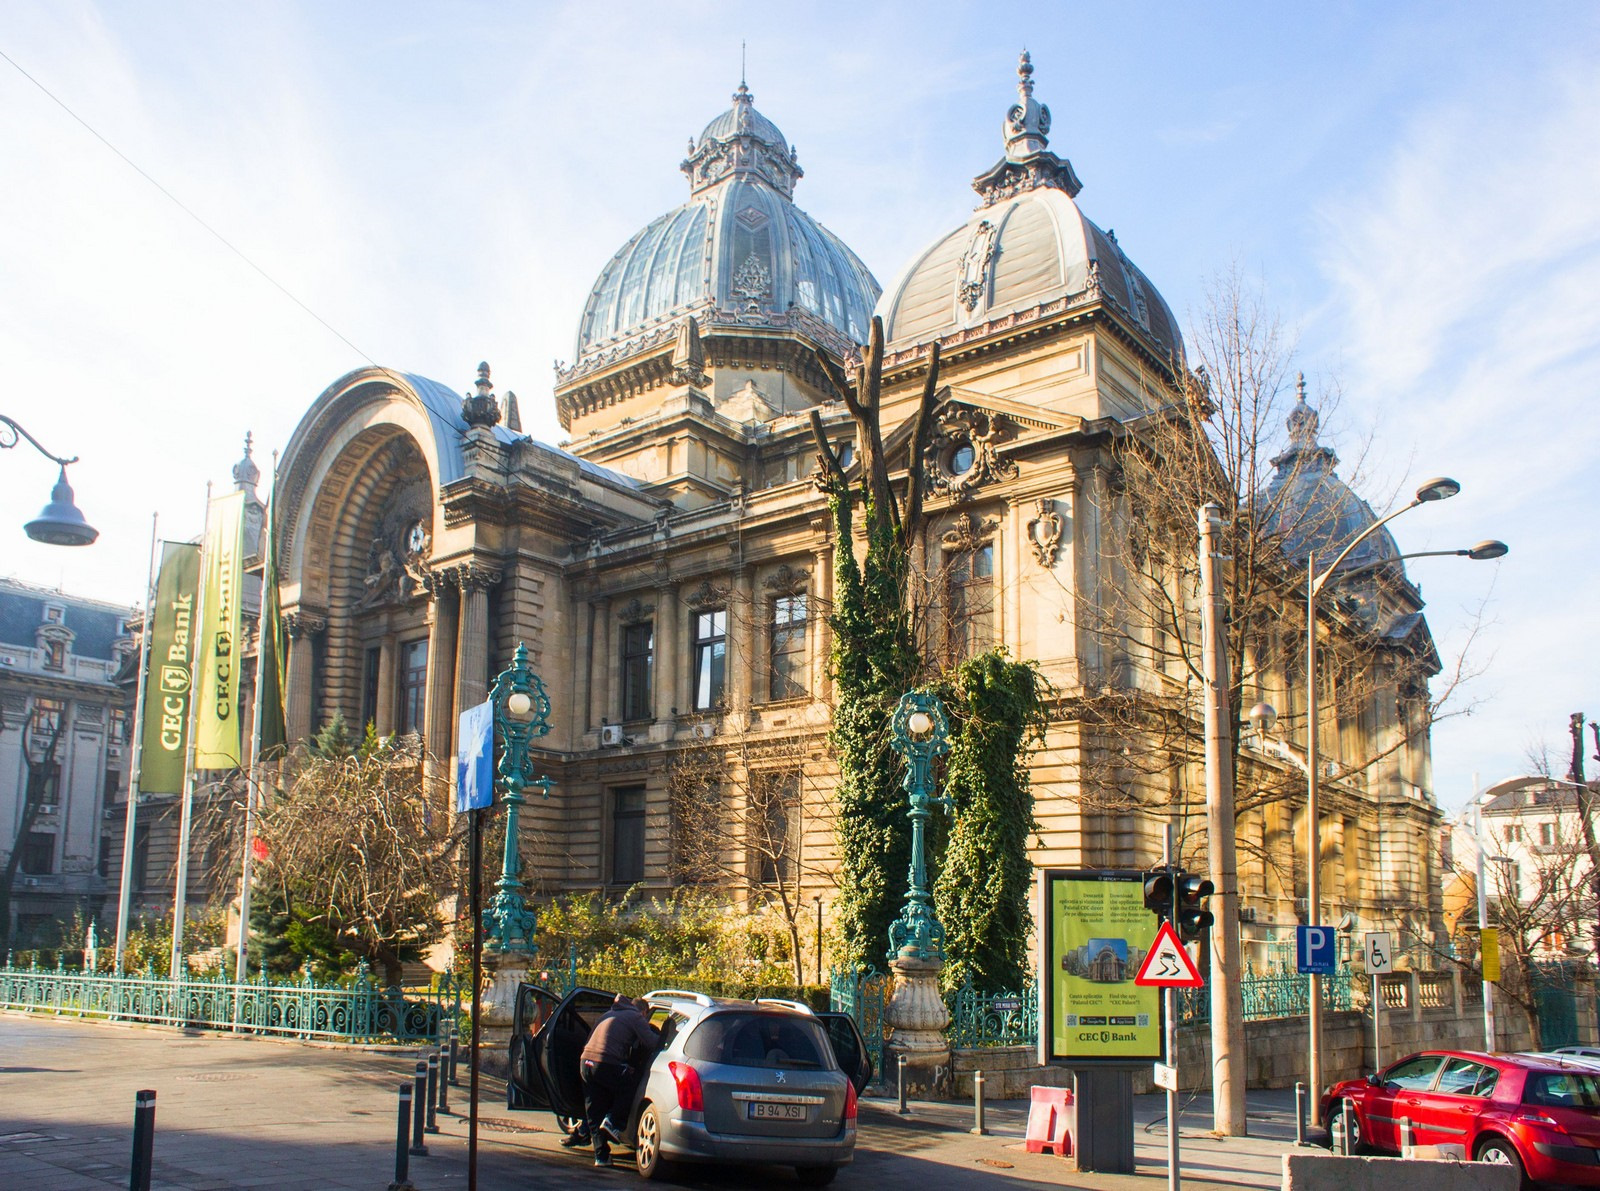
left=754, top=998, right=815, bottom=1015
left=645, top=988, right=715, bottom=1007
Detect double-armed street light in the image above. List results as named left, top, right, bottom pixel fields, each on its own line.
left=1, top=414, right=98, bottom=545
left=1245, top=475, right=1506, bottom=1099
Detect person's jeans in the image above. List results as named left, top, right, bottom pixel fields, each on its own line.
left=581, top=1059, right=632, bottom=1155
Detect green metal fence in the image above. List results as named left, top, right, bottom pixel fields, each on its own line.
left=944, top=977, right=1037, bottom=1048
left=0, top=960, right=460, bottom=1043
left=1179, top=962, right=1355, bottom=1026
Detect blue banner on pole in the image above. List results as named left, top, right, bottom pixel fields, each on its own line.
left=457, top=700, right=494, bottom=813
left=1296, top=925, right=1337, bottom=975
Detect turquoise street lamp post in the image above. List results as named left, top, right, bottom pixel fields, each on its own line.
left=884, top=689, right=955, bottom=1092
left=486, top=643, right=553, bottom=955
left=887, top=690, right=953, bottom=960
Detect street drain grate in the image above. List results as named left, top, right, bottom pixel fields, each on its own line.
left=976, top=1158, right=1015, bottom=1168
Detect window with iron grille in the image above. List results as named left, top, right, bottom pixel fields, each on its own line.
left=691, top=609, right=727, bottom=711
left=621, top=623, right=654, bottom=721
left=769, top=594, right=808, bottom=701
left=611, top=785, right=647, bottom=884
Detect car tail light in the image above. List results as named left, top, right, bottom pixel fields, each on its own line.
left=844, top=1080, right=858, bottom=1121
left=668, top=1061, right=704, bottom=1112
left=1519, top=1112, right=1561, bottom=1128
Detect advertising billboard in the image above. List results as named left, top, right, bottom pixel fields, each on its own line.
left=1039, top=869, right=1164, bottom=1064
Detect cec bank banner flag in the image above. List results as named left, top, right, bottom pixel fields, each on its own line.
left=139, top=541, right=202, bottom=794
left=195, top=490, right=247, bottom=769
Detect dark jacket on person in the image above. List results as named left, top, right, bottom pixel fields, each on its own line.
left=580, top=1000, right=660, bottom=1067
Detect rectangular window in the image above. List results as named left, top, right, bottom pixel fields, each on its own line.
left=44, top=639, right=66, bottom=671
left=611, top=785, right=647, bottom=885
left=29, top=696, right=65, bottom=743
left=751, top=769, right=801, bottom=886
left=98, top=834, right=113, bottom=878
left=398, top=640, right=428, bottom=735
left=621, top=623, right=654, bottom=721
left=691, top=610, right=728, bottom=711
left=132, top=824, right=150, bottom=891
left=21, top=831, right=55, bottom=875
left=361, top=646, right=382, bottom=730
left=769, top=594, right=808, bottom=701
left=1540, top=822, right=1555, bottom=847
left=946, top=544, right=995, bottom=662
left=109, top=706, right=130, bottom=743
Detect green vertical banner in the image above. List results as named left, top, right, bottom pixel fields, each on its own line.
left=195, top=490, right=247, bottom=769
left=139, top=541, right=202, bottom=794
left=255, top=484, right=287, bottom=757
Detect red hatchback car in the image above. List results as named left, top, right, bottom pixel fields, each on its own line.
left=1320, top=1050, right=1600, bottom=1188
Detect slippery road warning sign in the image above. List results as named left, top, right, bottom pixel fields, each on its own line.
left=1133, top=922, right=1204, bottom=988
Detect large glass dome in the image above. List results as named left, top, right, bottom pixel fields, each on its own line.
left=571, top=83, right=879, bottom=366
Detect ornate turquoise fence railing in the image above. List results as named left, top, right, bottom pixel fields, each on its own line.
left=1179, top=963, right=1355, bottom=1026
left=829, top=965, right=890, bottom=1075
left=0, top=961, right=460, bottom=1043
left=945, top=978, right=1038, bottom=1048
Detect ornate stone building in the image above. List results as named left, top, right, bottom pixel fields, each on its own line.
left=273, top=56, right=1445, bottom=963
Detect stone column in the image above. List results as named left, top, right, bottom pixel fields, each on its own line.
left=454, top=565, right=499, bottom=714
left=374, top=637, right=397, bottom=735
left=588, top=598, right=611, bottom=729
left=729, top=566, right=755, bottom=725
left=423, top=578, right=459, bottom=784
left=654, top=580, right=679, bottom=729
left=886, top=957, right=952, bottom=1097
left=810, top=523, right=832, bottom=703
left=283, top=611, right=324, bottom=745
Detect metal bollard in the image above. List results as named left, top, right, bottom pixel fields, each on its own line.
left=1339, top=1097, right=1353, bottom=1156
left=1294, top=1081, right=1307, bottom=1147
left=389, top=1083, right=414, bottom=1191
left=437, top=1043, right=451, bottom=1116
left=448, top=1021, right=461, bottom=1086
left=1399, top=1116, right=1412, bottom=1154
left=897, top=1054, right=910, bottom=1115
left=410, top=1059, right=429, bottom=1156
left=970, top=1070, right=989, bottom=1135
left=425, top=1050, right=440, bottom=1133
left=129, top=1089, right=156, bottom=1191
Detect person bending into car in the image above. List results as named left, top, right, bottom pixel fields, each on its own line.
left=574, top=993, right=660, bottom=1168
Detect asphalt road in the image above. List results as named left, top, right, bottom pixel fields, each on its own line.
left=0, top=1011, right=1299, bottom=1189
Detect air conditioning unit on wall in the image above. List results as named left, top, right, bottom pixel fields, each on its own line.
left=1238, top=906, right=1258, bottom=923
left=691, top=722, right=716, bottom=741
left=599, top=724, right=626, bottom=748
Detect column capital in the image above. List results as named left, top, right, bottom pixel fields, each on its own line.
left=283, top=610, right=327, bottom=638
left=448, top=562, right=503, bottom=594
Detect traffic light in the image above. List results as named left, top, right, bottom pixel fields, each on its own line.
left=1143, top=868, right=1175, bottom=920
left=1176, top=872, right=1216, bottom=942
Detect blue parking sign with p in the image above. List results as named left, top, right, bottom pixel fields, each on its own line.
left=1296, top=926, right=1336, bottom=975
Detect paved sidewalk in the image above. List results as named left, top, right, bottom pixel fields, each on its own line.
left=1, top=1011, right=1300, bottom=1189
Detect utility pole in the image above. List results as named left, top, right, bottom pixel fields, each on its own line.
left=1199, top=503, right=1245, bottom=1135
left=1568, top=714, right=1600, bottom=965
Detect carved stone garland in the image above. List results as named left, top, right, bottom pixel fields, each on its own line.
left=925, top=407, right=1020, bottom=503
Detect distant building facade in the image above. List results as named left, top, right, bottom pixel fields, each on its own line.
left=0, top=577, right=136, bottom=947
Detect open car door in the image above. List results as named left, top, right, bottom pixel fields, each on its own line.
left=817, top=1011, right=874, bottom=1094
left=508, top=983, right=561, bottom=1110
left=532, top=986, right=618, bottom=1122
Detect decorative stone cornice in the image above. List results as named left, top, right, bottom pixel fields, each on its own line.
left=683, top=579, right=730, bottom=610
left=449, top=563, right=503, bottom=594
left=762, top=564, right=809, bottom=596
left=284, top=611, right=327, bottom=638
left=616, top=597, right=655, bottom=625
left=939, top=512, right=1001, bottom=553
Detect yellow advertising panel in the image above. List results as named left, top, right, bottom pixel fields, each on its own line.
left=1480, top=928, right=1501, bottom=982
left=1040, top=870, right=1163, bottom=1064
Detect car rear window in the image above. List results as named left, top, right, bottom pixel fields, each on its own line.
left=684, top=1012, right=832, bottom=1070
left=1525, top=1072, right=1600, bottom=1109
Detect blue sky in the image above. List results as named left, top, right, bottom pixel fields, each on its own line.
left=1, top=2, right=1595, bottom=809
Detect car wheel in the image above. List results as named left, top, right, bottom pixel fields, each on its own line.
left=1475, top=1136, right=1530, bottom=1190
left=796, top=1167, right=838, bottom=1187
left=635, top=1102, right=672, bottom=1181
left=1331, top=1103, right=1369, bottom=1155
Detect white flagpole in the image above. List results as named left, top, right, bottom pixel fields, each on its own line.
left=235, top=465, right=273, bottom=982
left=114, top=512, right=160, bottom=973
left=170, top=483, right=213, bottom=978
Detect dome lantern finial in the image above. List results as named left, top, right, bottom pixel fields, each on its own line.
left=1004, top=49, right=1052, bottom=162
left=973, top=51, right=1080, bottom=205
left=233, top=431, right=261, bottom=492
left=680, top=70, right=804, bottom=198
left=461, top=361, right=502, bottom=429
left=1286, top=373, right=1321, bottom=450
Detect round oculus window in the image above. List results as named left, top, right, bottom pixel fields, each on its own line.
left=948, top=444, right=976, bottom=476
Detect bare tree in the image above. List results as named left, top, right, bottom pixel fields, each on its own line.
left=667, top=724, right=835, bottom=985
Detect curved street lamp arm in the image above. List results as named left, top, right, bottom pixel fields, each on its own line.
left=1309, top=495, right=1424, bottom=597
left=0, top=413, right=79, bottom=467
left=1317, top=547, right=1477, bottom=589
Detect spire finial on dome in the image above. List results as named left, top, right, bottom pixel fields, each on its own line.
left=233, top=430, right=261, bottom=492
left=461, top=361, right=502, bottom=429
left=1004, top=48, right=1052, bottom=162
left=1286, top=373, right=1321, bottom=449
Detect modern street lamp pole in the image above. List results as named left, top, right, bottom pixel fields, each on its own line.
left=1271, top=475, right=1501, bottom=1098
left=0, top=413, right=99, bottom=545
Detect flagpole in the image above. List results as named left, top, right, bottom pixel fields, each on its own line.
left=115, top=512, right=160, bottom=973
left=235, top=462, right=275, bottom=983
left=171, top=483, right=213, bottom=978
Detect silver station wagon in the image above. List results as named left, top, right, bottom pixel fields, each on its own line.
left=508, top=984, right=873, bottom=1185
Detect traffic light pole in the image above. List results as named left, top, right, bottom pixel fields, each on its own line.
left=1163, top=825, right=1179, bottom=1191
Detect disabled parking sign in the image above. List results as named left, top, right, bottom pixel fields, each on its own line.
left=1296, top=925, right=1337, bottom=975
